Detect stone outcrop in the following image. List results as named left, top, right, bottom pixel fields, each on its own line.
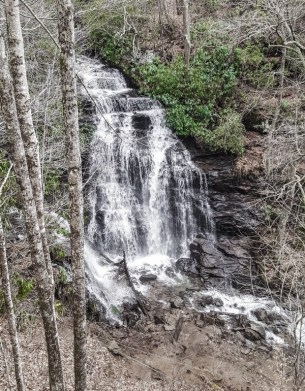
left=180, top=133, right=266, bottom=293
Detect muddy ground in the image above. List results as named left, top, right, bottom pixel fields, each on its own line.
left=0, top=310, right=298, bottom=391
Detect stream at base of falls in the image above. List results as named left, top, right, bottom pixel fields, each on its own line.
left=77, top=56, right=304, bottom=349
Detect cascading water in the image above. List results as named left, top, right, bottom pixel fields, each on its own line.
left=79, top=58, right=210, bottom=259
left=77, top=56, right=212, bottom=317
left=77, top=57, right=305, bottom=348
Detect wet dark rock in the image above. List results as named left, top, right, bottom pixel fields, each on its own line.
left=182, top=136, right=266, bottom=292
left=244, top=322, right=266, bottom=341
left=252, top=308, right=268, bottom=322
left=170, top=297, right=184, bottom=309
left=154, top=315, right=165, bottom=325
left=132, top=113, right=151, bottom=137
left=201, top=295, right=214, bottom=306
left=122, top=302, right=142, bottom=326
left=266, top=311, right=286, bottom=325
left=139, top=274, right=157, bottom=283
left=176, top=258, right=199, bottom=277
left=244, top=328, right=261, bottom=341
left=199, top=312, right=226, bottom=327
left=216, top=238, right=251, bottom=259
left=86, top=291, right=107, bottom=322
left=214, top=298, right=224, bottom=307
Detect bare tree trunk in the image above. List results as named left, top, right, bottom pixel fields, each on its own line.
left=0, top=33, right=65, bottom=391
left=4, top=0, right=54, bottom=284
left=0, top=214, right=24, bottom=391
left=271, top=47, right=286, bottom=132
left=56, top=1, right=87, bottom=390
left=183, top=0, right=191, bottom=70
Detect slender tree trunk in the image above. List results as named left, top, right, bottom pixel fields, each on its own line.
left=56, top=1, right=87, bottom=390
left=0, top=216, right=25, bottom=391
left=271, top=47, right=286, bottom=132
left=0, top=33, right=65, bottom=391
left=4, top=0, right=54, bottom=283
left=183, top=0, right=191, bottom=70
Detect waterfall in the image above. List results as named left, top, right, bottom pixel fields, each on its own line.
left=77, top=56, right=212, bottom=318
left=77, top=57, right=305, bottom=348
left=78, top=56, right=211, bottom=259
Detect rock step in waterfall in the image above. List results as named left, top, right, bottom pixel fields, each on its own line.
left=77, top=56, right=304, bottom=347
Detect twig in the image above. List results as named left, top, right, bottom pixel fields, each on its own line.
left=0, top=162, right=13, bottom=197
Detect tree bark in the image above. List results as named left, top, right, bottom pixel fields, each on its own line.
left=4, top=0, right=54, bottom=284
left=0, top=215, right=25, bottom=391
left=0, top=34, right=65, bottom=391
left=183, top=0, right=191, bottom=70
left=56, top=1, right=87, bottom=390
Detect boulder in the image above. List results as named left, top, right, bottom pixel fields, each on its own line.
left=244, top=322, right=266, bottom=341
left=201, top=295, right=214, bottom=306
left=170, top=297, right=184, bottom=309
left=252, top=308, right=268, bottom=322
left=108, top=340, right=122, bottom=356
left=176, top=258, right=199, bottom=277
left=249, top=321, right=266, bottom=339
left=214, top=298, right=224, bottom=307
left=139, top=274, right=157, bottom=283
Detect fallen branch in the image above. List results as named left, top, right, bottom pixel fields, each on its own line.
left=122, top=250, right=148, bottom=317
left=172, top=316, right=184, bottom=343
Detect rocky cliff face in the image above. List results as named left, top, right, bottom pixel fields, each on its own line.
left=181, top=132, right=267, bottom=294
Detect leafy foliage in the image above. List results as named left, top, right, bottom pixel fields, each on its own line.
left=135, top=49, right=244, bottom=154
left=234, top=43, right=276, bottom=88
left=85, top=9, right=246, bottom=155
left=13, top=274, right=34, bottom=301
left=58, top=267, right=68, bottom=285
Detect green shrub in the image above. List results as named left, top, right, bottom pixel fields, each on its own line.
left=136, top=48, right=243, bottom=153
left=45, top=170, right=61, bottom=196
left=87, top=7, right=134, bottom=70
left=13, top=275, right=34, bottom=301
left=51, top=245, right=66, bottom=260
left=85, top=7, right=246, bottom=154
left=202, top=109, right=245, bottom=155
left=58, top=267, right=68, bottom=285
left=234, top=43, right=275, bottom=88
